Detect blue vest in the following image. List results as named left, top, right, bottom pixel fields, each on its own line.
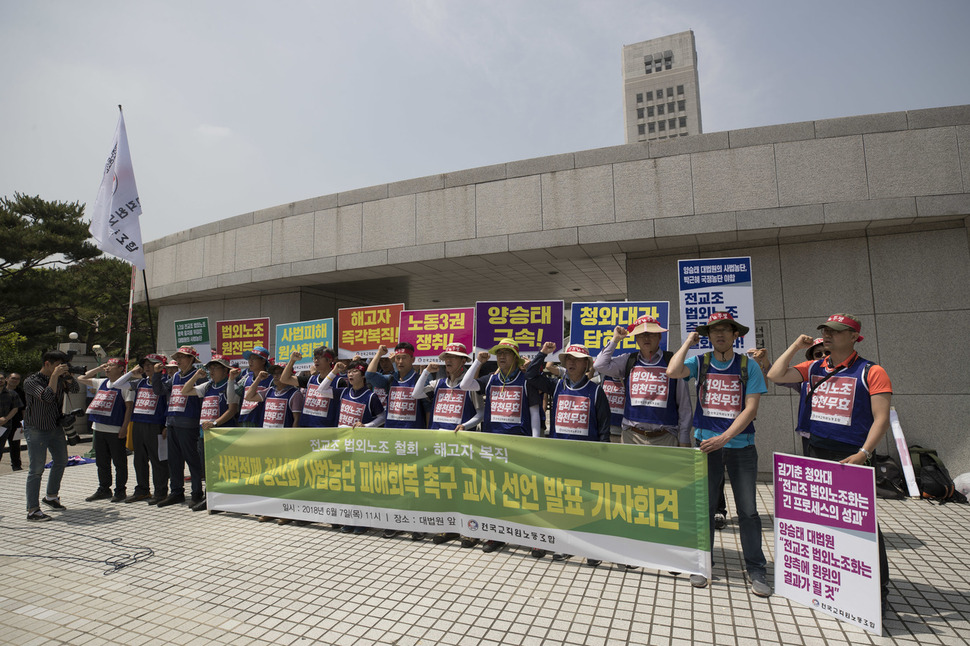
left=803, top=356, right=874, bottom=447
left=301, top=374, right=340, bottom=428
left=429, top=377, right=477, bottom=430
left=338, top=388, right=382, bottom=427
left=602, top=376, right=625, bottom=427
left=131, top=376, right=167, bottom=425
left=385, top=370, right=424, bottom=429
left=167, top=371, right=202, bottom=421
left=87, top=379, right=127, bottom=427
left=262, top=385, right=299, bottom=428
left=691, top=353, right=754, bottom=436
left=484, top=369, right=532, bottom=436
left=623, top=353, right=680, bottom=428
left=200, top=380, right=236, bottom=427
left=550, top=378, right=601, bottom=441
left=238, top=372, right=274, bottom=424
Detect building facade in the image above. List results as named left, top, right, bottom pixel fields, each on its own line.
left=622, top=30, right=703, bottom=144
left=140, top=105, right=970, bottom=476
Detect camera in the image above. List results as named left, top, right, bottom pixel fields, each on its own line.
left=58, top=408, right=84, bottom=445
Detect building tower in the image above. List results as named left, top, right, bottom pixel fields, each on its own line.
left=622, top=30, right=702, bottom=143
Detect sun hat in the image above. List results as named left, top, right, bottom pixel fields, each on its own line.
left=694, top=312, right=749, bottom=337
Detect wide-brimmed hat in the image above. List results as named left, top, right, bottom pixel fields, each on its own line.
left=142, top=353, right=167, bottom=365
left=439, top=342, right=472, bottom=361
left=558, top=344, right=592, bottom=363
left=817, top=314, right=864, bottom=342
left=695, top=312, right=750, bottom=337
left=627, top=315, right=668, bottom=336
left=172, top=345, right=200, bottom=360
left=242, top=346, right=270, bottom=362
left=804, top=338, right=825, bottom=361
left=488, top=338, right=520, bottom=358
left=206, top=354, right=231, bottom=369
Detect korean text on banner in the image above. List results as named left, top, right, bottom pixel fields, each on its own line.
left=773, top=453, right=882, bottom=635
left=570, top=302, right=669, bottom=356
left=174, top=317, right=212, bottom=363
left=205, top=427, right=711, bottom=576
left=215, top=317, right=271, bottom=363
left=474, top=301, right=564, bottom=359
left=275, top=319, right=334, bottom=371
left=337, top=304, right=405, bottom=359
left=88, top=110, right=145, bottom=270
left=400, top=308, right=475, bottom=363
left=678, top=257, right=754, bottom=357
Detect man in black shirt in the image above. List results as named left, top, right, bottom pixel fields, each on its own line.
left=0, top=372, right=25, bottom=470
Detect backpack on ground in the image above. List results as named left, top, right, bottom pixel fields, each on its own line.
left=873, top=453, right=907, bottom=500
left=909, top=445, right=969, bottom=504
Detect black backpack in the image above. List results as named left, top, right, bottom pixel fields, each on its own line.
left=909, top=445, right=968, bottom=505
left=874, top=453, right=907, bottom=500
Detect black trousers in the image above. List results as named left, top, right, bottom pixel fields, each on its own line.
left=94, top=430, right=128, bottom=496
left=806, top=444, right=891, bottom=602
left=0, top=426, right=22, bottom=469
left=131, top=422, right=169, bottom=496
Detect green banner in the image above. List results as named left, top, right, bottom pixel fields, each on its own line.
left=205, top=427, right=710, bottom=574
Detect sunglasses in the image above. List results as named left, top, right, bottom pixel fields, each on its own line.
left=812, top=350, right=830, bottom=359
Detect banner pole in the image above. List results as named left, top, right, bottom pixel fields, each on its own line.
left=142, top=270, right=156, bottom=352
left=124, top=262, right=136, bottom=363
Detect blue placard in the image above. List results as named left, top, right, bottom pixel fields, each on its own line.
left=569, top=301, right=670, bottom=357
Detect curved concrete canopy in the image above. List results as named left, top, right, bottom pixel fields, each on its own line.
left=141, top=104, right=970, bottom=312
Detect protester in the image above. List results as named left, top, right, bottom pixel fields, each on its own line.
left=525, top=342, right=611, bottom=563
left=408, top=342, right=484, bottom=543
left=153, top=346, right=205, bottom=509
left=180, top=354, right=240, bottom=511
left=248, top=360, right=303, bottom=524
left=460, top=338, right=543, bottom=553
left=667, top=312, right=772, bottom=597
left=366, top=342, right=427, bottom=430
left=3, top=373, right=26, bottom=470
left=237, top=345, right=273, bottom=427
left=767, top=313, right=892, bottom=614
left=78, top=359, right=137, bottom=503
left=280, top=347, right=343, bottom=427
left=22, top=350, right=79, bottom=521
left=126, top=354, right=170, bottom=504
left=316, top=359, right=385, bottom=533
left=592, top=315, right=692, bottom=448
left=0, top=372, right=24, bottom=470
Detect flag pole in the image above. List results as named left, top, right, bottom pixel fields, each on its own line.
left=124, top=262, right=136, bottom=363
left=142, top=269, right=156, bottom=351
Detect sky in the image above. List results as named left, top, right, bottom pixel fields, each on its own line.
left=2, top=0, right=969, bottom=244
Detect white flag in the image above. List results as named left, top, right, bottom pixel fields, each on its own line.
left=89, top=109, right=146, bottom=269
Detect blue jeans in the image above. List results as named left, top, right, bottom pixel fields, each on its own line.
left=24, top=426, right=68, bottom=512
left=705, top=443, right=767, bottom=578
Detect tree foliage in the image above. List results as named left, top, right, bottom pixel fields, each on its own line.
left=0, top=193, right=156, bottom=375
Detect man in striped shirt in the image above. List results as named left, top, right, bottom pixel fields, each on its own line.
left=23, top=350, right=80, bottom=521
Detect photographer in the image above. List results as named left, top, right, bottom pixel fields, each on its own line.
left=23, top=350, right=80, bottom=521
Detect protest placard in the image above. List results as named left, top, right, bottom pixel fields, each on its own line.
left=275, top=318, right=334, bottom=372
left=570, top=301, right=670, bottom=355
left=774, top=453, right=882, bottom=635
left=400, top=307, right=475, bottom=363
left=215, top=317, right=270, bottom=366
left=474, top=300, right=564, bottom=359
left=678, top=257, right=754, bottom=357
left=174, top=317, right=212, bottom=363
left=337, top=304, right=405, bottom=359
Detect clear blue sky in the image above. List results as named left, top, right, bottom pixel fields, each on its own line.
left=2, top=0, right=968, bottom=243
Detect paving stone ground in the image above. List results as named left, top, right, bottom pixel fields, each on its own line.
left=1, top=452, right=968, bottom=645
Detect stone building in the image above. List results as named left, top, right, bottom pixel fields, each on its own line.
left=140, top=104, right=970, bottom=474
